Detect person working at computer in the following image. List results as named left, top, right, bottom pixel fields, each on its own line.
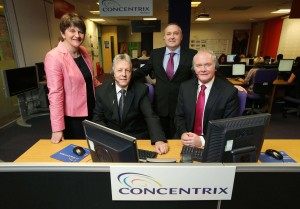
left=93, top=54, right=169, bottom=154
left=286, top=61, right=300, bottom=99
left=44, top=13, right=101, bottom=144
left=174, top=50, right=239, bottom=147
left=132, top=23, right=198, bottom=139
left=237, top=56, right=264, bottom=93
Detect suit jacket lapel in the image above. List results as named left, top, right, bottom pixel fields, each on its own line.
left=173, top=48, right=187, bottom=79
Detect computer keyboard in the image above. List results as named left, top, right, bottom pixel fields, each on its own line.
left=138, top=149, right=157, bottom=160
left=181, top=145, right=204, bottom=162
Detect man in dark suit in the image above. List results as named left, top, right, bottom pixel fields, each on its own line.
left=133, top=23, right=197, bottom=139
left=175, top=50, right=239, bottom=147
left=93, top=54, right=168, bottom=154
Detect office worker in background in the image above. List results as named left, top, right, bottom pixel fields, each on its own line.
left=133, top=23, right=197, bottom=139
left=237, top=56, right=264, bottom=93
left=274, top=53, right=283, bottom=64
left=175, top=50, right=239, bottom=147
left=138, top=50, right=150, bottom=60
left=287, top=61, right=300, bottom=99
left=93, top=54, right=168, bottom=154
left=218, top=54, right=227, bottom=65
left=45, top=13, right=101, bottom=144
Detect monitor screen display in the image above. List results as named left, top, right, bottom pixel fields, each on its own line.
left=83, top=120, right=139, bottom=162
left=278, top=59, right=294, bottom=72
left=227, top=54, right=236, bottom=62
left=202, top=113, right=271, bottom=163
left=232, top=63, right=246, bottom=76
left=1, top=66, right=39, bottom=97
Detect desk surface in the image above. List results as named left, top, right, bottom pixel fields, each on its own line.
left=227, top=78, right=289, bottom=85
left=15, top=139, right=300, bottom=163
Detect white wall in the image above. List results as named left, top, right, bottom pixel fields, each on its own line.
left=278, top=18, right=300, bottom=59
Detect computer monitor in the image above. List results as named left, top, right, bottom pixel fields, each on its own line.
left=227, top=54, right=236, bottom=63
left=232, top=63, right=246, bottom=76
left=218, top=65, right=232, bottom=78
left=278, top=59, right=294, bottom=72
left=82, top=120, right=139, bottom=162
left=35, top=62, right=46, bottom=81
left=202, top=113, right=271, bottom=163
left=1, top=66, right=39, bottom=97
left=248, top=58, right=254, bottom=65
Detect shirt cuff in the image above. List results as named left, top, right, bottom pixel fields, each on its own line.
left=200, top=135, right=205, bottom=147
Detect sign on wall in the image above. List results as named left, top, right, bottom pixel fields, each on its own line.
left=99, top=0, right=153, bottom=16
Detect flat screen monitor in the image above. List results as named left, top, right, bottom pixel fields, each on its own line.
left=218, top=65, right=232, bottom=78
left=232, top=63, right=246, bottom=76
left=1, top=66, right=39, bottom=97
left=83, top=120, right=139, bottom=162
left=248, top=58, right=254, bottom=65
left=278, top=59, right=294, bottom=72
left=226, top=54, right=236, bottom=63
left=35, top=62, right=46, bottom=81
left=202, top=113, right=271, bottom=163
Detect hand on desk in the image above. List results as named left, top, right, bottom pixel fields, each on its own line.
left=181, top=132, right=203, bottom=147
left=155, top=141, right=169, bottom=154
left=51, top=131, right=64, bottom=144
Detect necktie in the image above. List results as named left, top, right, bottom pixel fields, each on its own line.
left=166, top=52, right=175, bottom=80
left=193, top=85, right=206, bottom=135
left=119, top=89, right=126, bottom=121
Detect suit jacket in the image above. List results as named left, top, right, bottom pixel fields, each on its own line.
left=174, top=76, right=239, bottom=137
left=133, top=47, right=197, bottom=117
left=92, top=81, right=166, bottom=144
left=45, top=41, right=101, bottom=132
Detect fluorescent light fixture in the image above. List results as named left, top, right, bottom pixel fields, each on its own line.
left=89, top=10, right=100, bottom=15
left=271, top=9, right=291, bottom=14
left=195, top=13, right=211, bottom=21
left=143, top=18, right=157, bottom=20
left=191, top=1, right=201, bottom=7
left=90, top=18, right=105, bottom=22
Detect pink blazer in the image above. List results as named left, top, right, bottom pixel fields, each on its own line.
left=45, top=41, right=101, bottom=132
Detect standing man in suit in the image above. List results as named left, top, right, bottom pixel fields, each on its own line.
left=175, top=50, right=239, bottom=147
left=133, top=23, right=197, bottom=139
left=93, top=54, right=168, bottom=154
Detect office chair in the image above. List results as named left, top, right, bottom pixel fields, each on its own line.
left=238, top=91, right=247, bottom=116
left=282, top=96, right=300, bottom=118
left=145, top=83, right=154, bottom=104
left=245, top=68, right=278, bottom=114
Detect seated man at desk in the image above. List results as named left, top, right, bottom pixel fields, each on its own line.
left=93, top=54, right=169, bottom=154
left=174, top=50, right=239, bottom=147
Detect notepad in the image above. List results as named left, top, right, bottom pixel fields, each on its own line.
left=259, top=151, right=296, bottom=163
left=50, top=144, right=90, bottom=162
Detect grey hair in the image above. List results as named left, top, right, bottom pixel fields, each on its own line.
left=112, top=54, right=132, bottom=71
left=192, top=50, right=217, bottom=67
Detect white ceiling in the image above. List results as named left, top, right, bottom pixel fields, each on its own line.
left=70, top=0, right=293, bottom=25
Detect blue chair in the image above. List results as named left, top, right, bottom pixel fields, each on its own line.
left=282, top=96, right=300, bottom=117
left=246, top=68, right=278, bottom=114
left=238, top=91, right=247, bottom=116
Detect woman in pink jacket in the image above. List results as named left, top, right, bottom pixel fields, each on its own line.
left=45, top=13, right=101, bottom=143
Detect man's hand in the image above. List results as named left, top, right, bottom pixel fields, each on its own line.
left=155, top=141, right=169, bottom=154
left=181, top=132, right=202, bottom=147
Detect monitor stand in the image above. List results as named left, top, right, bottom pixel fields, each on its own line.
left=230, top=146, right=257, bottom=162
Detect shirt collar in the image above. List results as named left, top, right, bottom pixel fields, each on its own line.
left=165, top=47, right=181, bottom=55
left=198, top=76, right=215, bottom=90
left=115, top=83, right=128, bottom=93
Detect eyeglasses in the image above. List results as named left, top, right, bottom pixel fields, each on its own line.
left=194, top=63, right=213, bottom=69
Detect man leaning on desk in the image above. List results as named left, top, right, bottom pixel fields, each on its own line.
left=174, top=50, right=239, bottom=147
left=92, top=54, right=169, bottom=154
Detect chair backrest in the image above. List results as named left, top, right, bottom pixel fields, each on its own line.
left=252, top=68, right=278, bottom=94
left=144, top=83, right=154, bottom=104
left=238, top=91, right=247, bottom=116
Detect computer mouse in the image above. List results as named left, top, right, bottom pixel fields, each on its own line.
left=265, top=149, right=283, bottom=160
left=73, top=146, right=86, bottom=156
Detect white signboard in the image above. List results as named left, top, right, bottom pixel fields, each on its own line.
left=99, top=0, right=153, bottom=17
left=110, top=165, right=236, bottom=201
